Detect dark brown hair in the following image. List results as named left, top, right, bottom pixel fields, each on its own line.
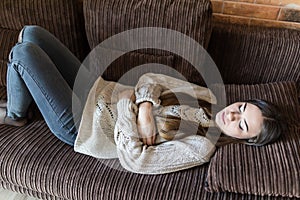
left=242, top=99, right=285, bottom=146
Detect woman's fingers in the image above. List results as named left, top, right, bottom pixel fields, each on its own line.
left=138, top=125, right=155, bottom=145
left=152, top=135, right=156, bottom=145
left=147, top=132, right=156, bottom=146
left=147, top=137, right=152, bottom=146
left=144, top=135, right=155, bottom=146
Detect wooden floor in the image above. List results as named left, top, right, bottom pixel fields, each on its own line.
left=0, top=187, right=40, bottom=200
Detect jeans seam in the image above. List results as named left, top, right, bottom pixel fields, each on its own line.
left=11, top=60, right=76, bottom=137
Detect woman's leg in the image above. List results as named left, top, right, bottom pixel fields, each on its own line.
left=19, top=25, right=81, bottom=88
left=7, top=42, right=79, bottom=146
left=19, top=25, right=92, bottom=105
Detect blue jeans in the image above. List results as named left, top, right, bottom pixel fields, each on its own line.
left=7, top=26, right=82, bottom=146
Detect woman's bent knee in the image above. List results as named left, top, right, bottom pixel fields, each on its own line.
left=18, top=25, right=48, bottom=44
left=9, top=42, right=43, bottom=62
left=18, top=25, right=44, bottom=43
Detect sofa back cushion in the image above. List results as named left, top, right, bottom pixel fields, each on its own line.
left=0, top=0, right=90, bottom=86
left=83, top=0, right=212, bottom=85
left=208, top=22, right=300, bottom=87
left=0, top=29, right=19, bottom=86
left=0, top=0, right=89, bottom=60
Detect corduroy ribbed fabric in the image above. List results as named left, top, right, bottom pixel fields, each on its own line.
left=208, top=22, right=300, bottom=86
left=101, top=50, right=175, bottom=86
left=83, top=0, right=212, bottom=86
left=206, top=82, right=300, bottom=198
left=0, top=29, right=19, bottom=86
left=0, top=0, right=90, bottom=85
left=84, top=0, right=212, bottom=50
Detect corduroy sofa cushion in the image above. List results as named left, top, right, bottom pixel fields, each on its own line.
left=83, top=0, right=212, bottom=86
left=0, top=0, right=90, bottom=87
left=84, top=0, right=212, bottom=50
left=100, top=50, right=175, bottom=85
left=0, top=29, right=19, bottom=86
left=208, top=22, right=300, bottom=87
left=206, top=81, right=300, bottom=198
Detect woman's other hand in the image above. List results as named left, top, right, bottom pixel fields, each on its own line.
left=137, top=102, right=156, bottom=146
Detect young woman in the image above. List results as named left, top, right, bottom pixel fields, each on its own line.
left=0, top=26, right=285, bottom=174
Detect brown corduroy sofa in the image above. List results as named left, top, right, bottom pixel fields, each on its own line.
left=0, top=0, right=299, bottom=200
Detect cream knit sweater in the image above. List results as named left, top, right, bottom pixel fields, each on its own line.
left=74, top=73, right=216, bottom=174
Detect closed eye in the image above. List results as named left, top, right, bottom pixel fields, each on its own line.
left=239, top=120, right=246, bottom=131
left=239, top=121, right=244, bottom=131
left=239, top=103, right=249, bottom=132
left=239, top=105, right=242, bottom=113
left=239, top=103, right=246, bottom=113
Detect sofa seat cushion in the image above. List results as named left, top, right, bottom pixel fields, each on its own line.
left=1, top=83, right=295, bottom=200
left=206, top=81, right=300, bottom=198
left=0, top=105, right=218, bottom=200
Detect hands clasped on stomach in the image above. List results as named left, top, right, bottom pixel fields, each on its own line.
left=118, top=90, right=156, bottom=146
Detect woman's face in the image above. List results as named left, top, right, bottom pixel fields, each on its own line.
left=215, top=102, right=263, bottom=139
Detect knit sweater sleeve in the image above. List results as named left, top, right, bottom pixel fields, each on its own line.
left=135, top=73, right=217, bottom=106
left=114, top=99, right=216, bottom=175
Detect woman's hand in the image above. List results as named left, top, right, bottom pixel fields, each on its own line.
left=137, top=102, right=156, bottom=146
